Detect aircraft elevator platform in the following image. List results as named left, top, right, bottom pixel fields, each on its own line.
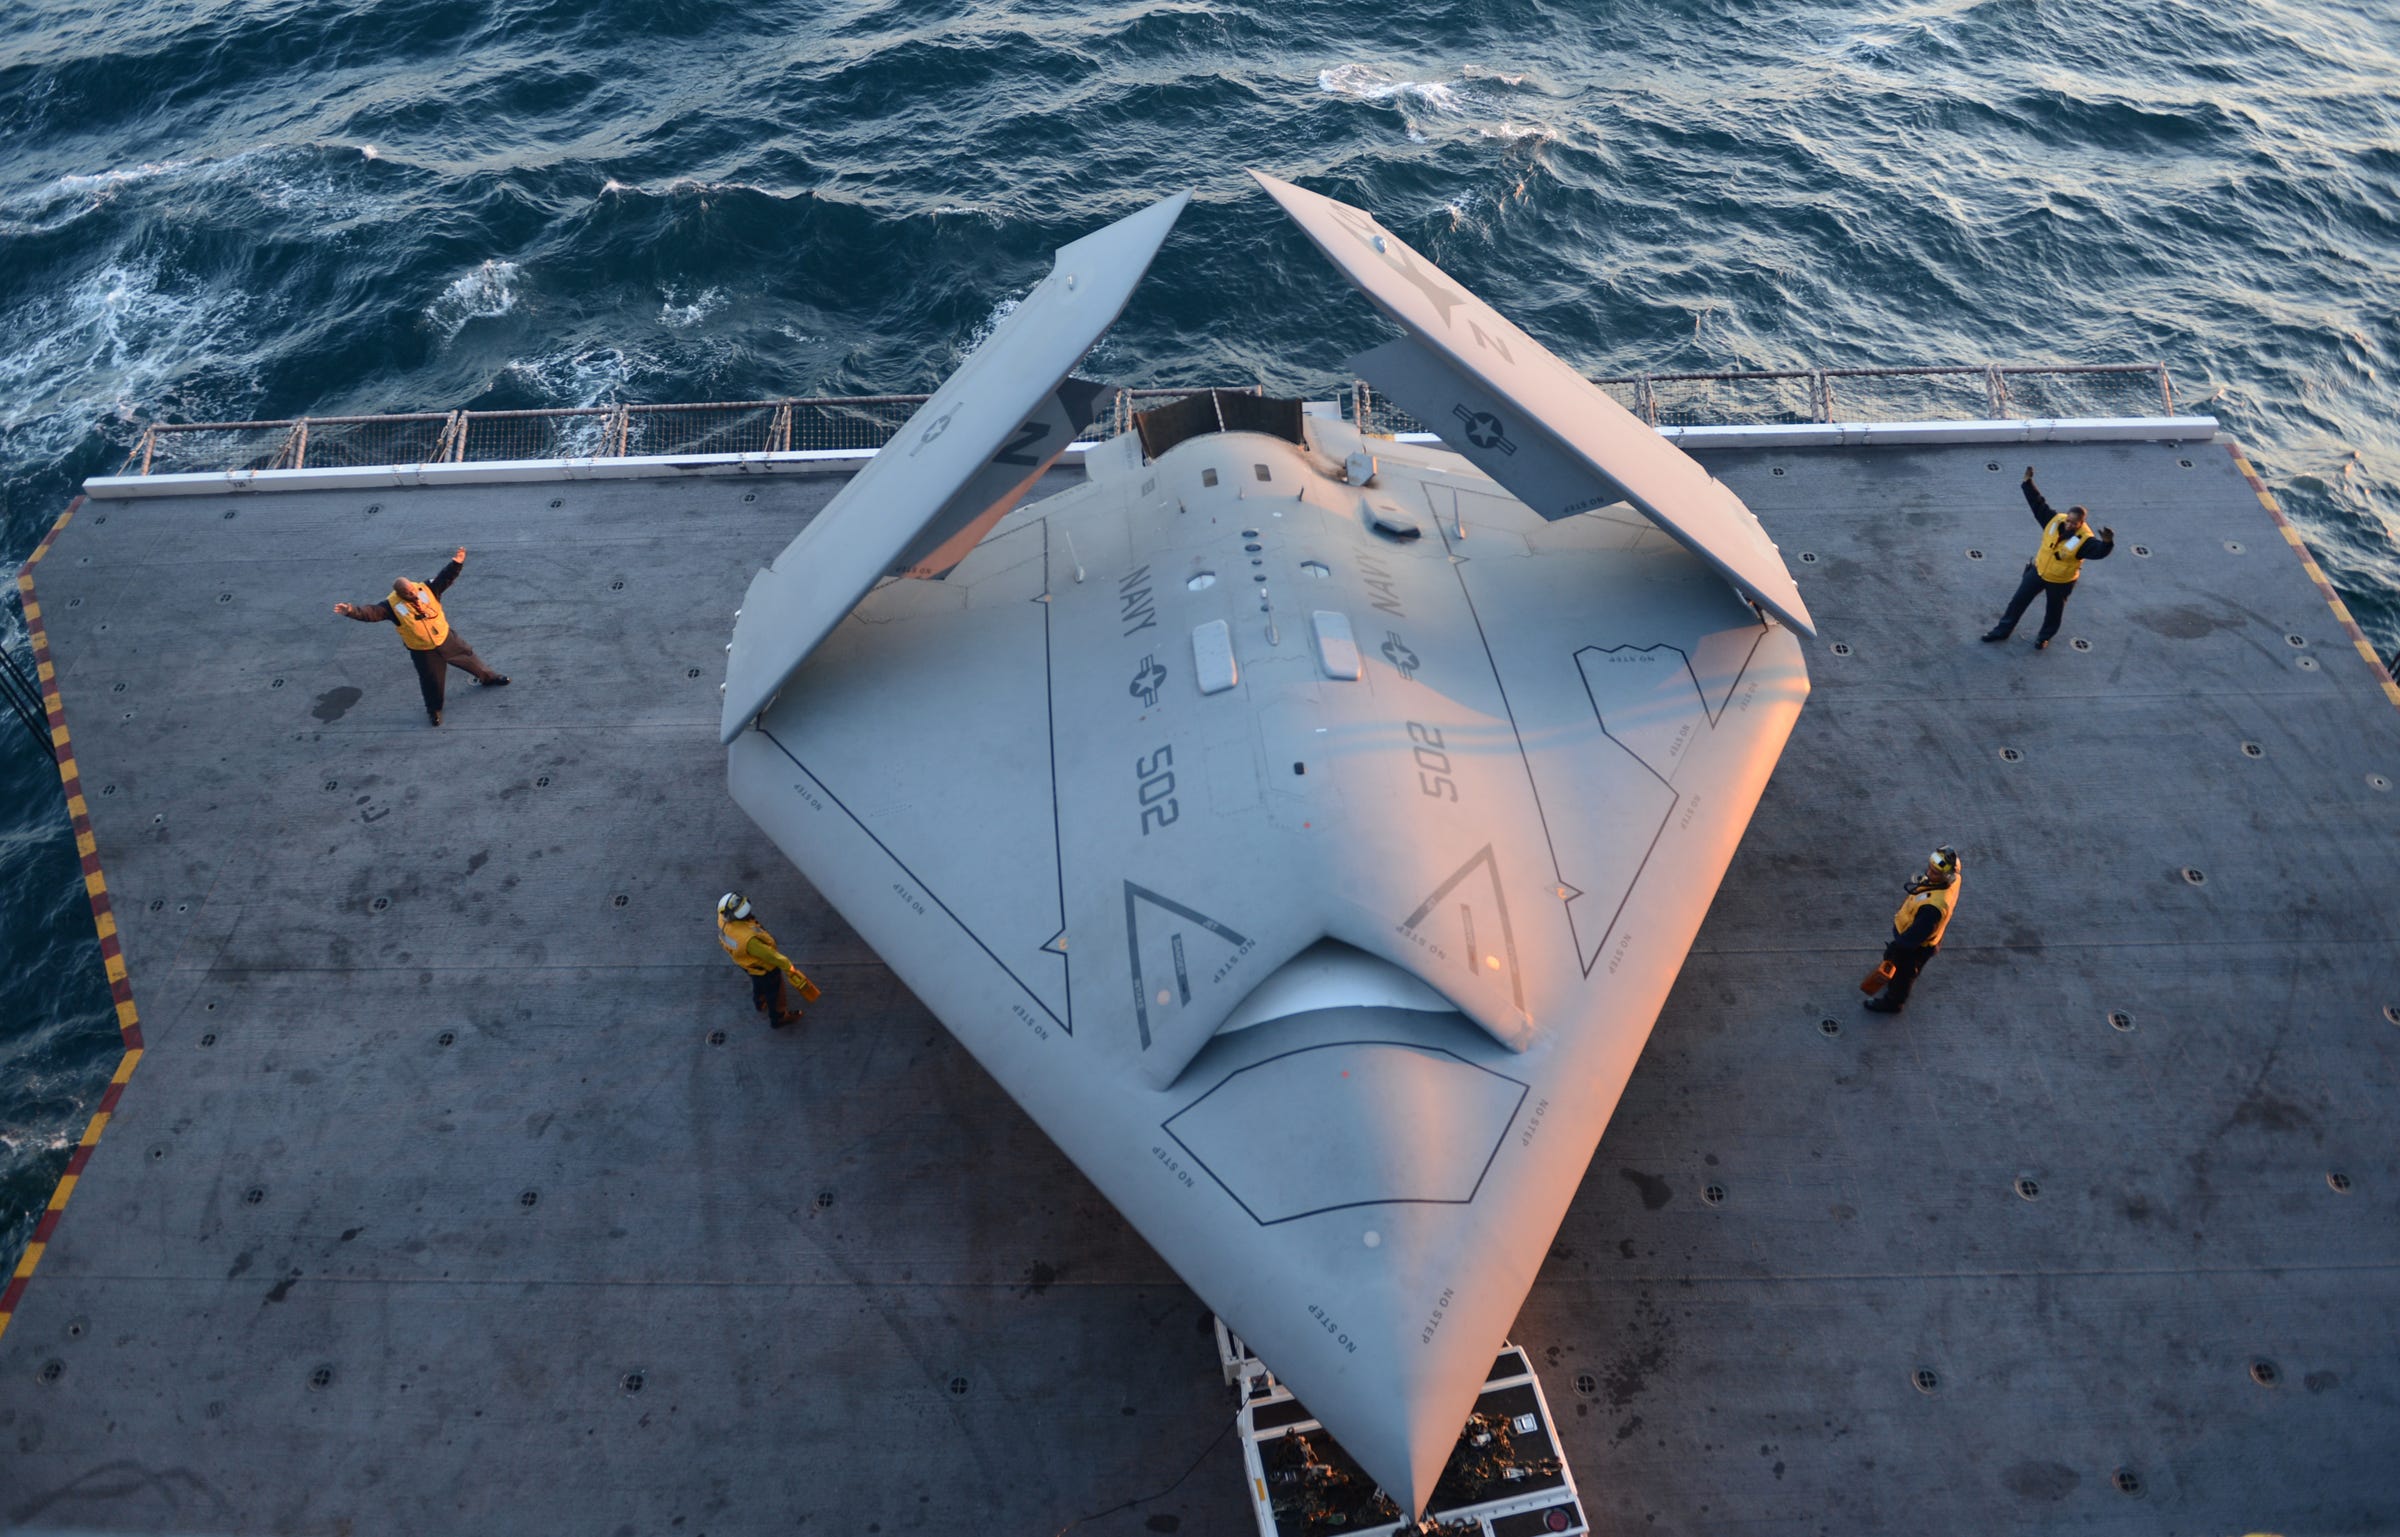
left=2, top=432, right=2395, bottom=1534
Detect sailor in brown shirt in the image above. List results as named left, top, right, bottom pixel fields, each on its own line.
left=333, top=547, right=510, bottom=725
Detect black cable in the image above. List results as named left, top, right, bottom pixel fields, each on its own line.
left=0, top=642, right=49, bottom=753
left=1053, top=1417, right=1236, bottom=1536
left=2, top=643, right=40, bottom=704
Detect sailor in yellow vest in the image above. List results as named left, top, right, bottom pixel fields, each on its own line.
left=333, top=547, right=510, bottom=725
left=1982, top=466, right=2116, bottom=649
left=1862, top=847, right=1960, bottom=1015
left=717, top=892, right=820, bottom=1029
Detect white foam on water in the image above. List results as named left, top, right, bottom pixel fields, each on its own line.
left=0, top=1119, right=80, bottom=1162
left=658, top=285, right=726, bottom=329
left=0, top=253, right=264, bottom=465
left=594, top=174, right=797, bottom=203
left=0, top=157, right=203, bottom=236
left=33, top=158, right=200, bottom=200
left=498, top=344, right=651, bottom=409
left=0, top=575, right=26, bottom=651
left=661, top=177, right=784, bottom=197
left=426, top=260, right=522, bottom=341
left=1317, top=61, right=1550, bottom=146
left=1318, top=62, right=1482, bottom=116
left=0, top=144, right=383, bottom=237
left=962, top=291, right=1023, bottom=355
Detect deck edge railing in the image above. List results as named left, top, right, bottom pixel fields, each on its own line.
left=111, top=365, right=2182, bottom=477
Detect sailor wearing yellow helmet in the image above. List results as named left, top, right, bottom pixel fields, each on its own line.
left=716, top=892, right=820, bottom=1030
left=333, top=547, right=510, bottom=725
left=1862, top=847, right=1961, bottom=1016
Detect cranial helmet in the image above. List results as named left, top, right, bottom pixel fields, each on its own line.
left=1926, top=846, right=1961, bottom=885
left=717, top=892, right=752, bottom=920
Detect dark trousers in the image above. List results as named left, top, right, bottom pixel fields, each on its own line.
left=749, top=968, right=787, bottom=1018
left=407, top=632, right=501, bottom=716
left=1882, top=943, right=1935, bottom=1008
left=1988, top=565, right=2074, bottom=643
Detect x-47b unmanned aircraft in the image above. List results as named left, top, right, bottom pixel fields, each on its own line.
left=719, top=173, right=1813, bottom=1512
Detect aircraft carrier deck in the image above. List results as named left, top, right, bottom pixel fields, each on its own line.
left=3, top=410, right=2397, bottom=1534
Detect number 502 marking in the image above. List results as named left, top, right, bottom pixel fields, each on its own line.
left=1408, top=721, right=1458, bottom=802
left=1137, top=745, right=1180, bottom=834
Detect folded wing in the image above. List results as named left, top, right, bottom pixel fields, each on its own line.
left=1252, top=170, right=1814, bottom=637
left=719, top=190, right=1192, bottom=742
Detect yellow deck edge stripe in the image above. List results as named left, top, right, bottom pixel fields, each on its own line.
left=2226, top=442, right=2398, bottom=717
left=0, top=496, right=148, bottom=1347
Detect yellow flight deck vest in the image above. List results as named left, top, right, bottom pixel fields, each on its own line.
left=2033, top=516, right=2092, bottom=583
left=717, top=912, right=780, bottom=975
left=387, top=584, right=450, bottom=650
left=1892, top=872, right=1960, bottom=949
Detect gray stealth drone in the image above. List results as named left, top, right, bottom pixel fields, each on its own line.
left=722, top=173, right=1812, bottom=1512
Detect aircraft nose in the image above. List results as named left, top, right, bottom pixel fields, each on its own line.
left=1174, top=1019, right=1550, bottom=1515
left=1322, top=1362, right=1468, bottom=1515
left=1241, top=1253, right=1503, bottom=1517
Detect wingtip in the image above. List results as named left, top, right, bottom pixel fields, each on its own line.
left=1138, top=186, right=1196, bottom=222
left=1248, top=168, right=1306, bottom=205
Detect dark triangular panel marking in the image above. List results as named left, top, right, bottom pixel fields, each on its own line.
left=1400, top=844, right=1525, bottom=1014
left=1124, top=883, right=1251, bottom=1051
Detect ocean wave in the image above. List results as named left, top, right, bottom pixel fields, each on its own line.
left=0, top=1125, right=76, bottom=1161
left=498, top=343, right=650, bottom=408
left=25, top=157, right=201, bottom=203
left=1317, top=61, right=1552, bottom=145
left=426, top=260, right=523, bottom=341
left=659, top=285, right=727, bottom=329
left=0, top=144, right=385, bottom=237
left=0, top=157, right=206, bottom=237
left=0, top=254, right=265, bottom=464
left=1319, top=62, right=1485, bottom=113
left=963, top=291, right=1023, bottom=354
left=595, top=176, right=800, bottom=201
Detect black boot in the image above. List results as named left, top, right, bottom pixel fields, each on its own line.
left=1862, top=995, right=1902, bottom=1014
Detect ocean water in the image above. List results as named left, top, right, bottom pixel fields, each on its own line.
left=2, top=0, right=2396, bottom=1266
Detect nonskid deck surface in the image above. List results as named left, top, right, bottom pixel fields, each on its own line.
left=2, top=440, right=2395, bottom=1534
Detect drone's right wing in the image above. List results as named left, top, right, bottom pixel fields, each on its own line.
left=1253, top=170, right=1814, bottom=637
left=719, top=190, right=1191, bottom=742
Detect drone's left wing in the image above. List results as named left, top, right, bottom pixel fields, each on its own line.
left=719, top=190, right=1190, bottom=741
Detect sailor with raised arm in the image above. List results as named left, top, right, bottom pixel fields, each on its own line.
left=1982, top=467, right=2116, bottom=650
left=333, top=547, right=511, bottom=725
